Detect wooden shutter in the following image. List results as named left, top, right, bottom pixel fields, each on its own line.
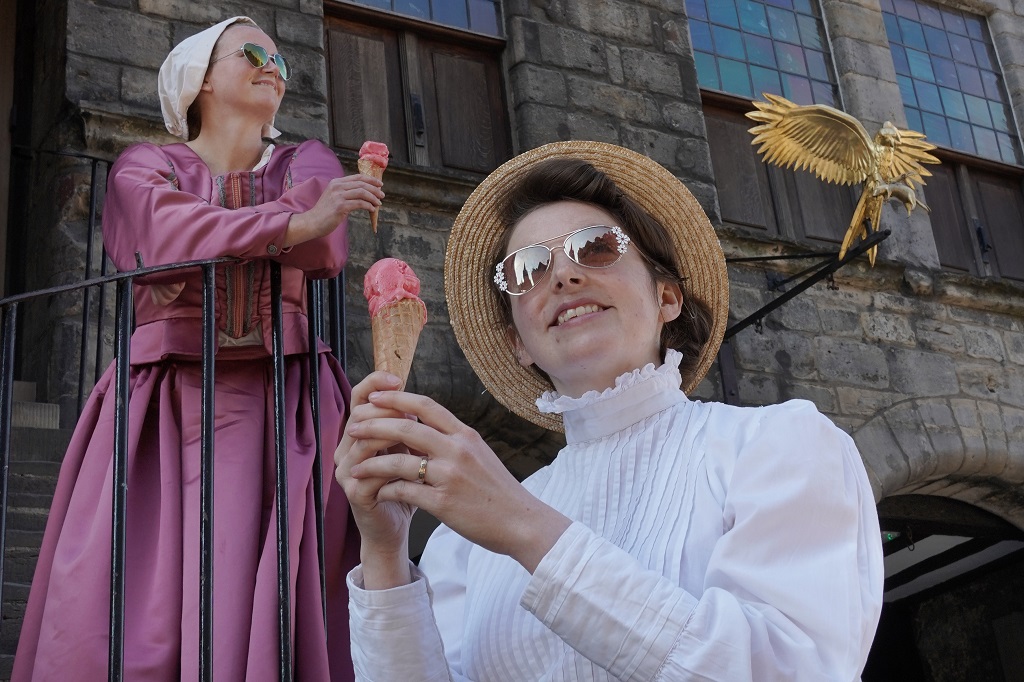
left=779, top=168, right=856, bottom=246
left=704, top=106, right=778, bottom=235
left=973, top=170, right=1024, bottom=281
left=922, top=164, right=977, bottom=274
left=326, top=18, right=408, bottom=163
left=418, top=39, right=510, bottom=173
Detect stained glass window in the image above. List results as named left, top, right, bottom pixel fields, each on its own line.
left=345, top=0, right=502, bottom=36
left=882, top=0, right=1021, bottom=164
left=686, top=0, right=838, bottom=106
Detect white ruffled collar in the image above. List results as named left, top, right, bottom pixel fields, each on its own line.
left=536, top=349, right=690, bottom=443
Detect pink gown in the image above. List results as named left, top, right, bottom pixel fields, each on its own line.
left=13, top=140, right=359, bottom=681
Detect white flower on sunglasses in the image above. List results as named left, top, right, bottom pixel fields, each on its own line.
left=494, top=263, right=509, bottom=292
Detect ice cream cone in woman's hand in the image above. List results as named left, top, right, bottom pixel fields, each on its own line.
left=358, top=141, right=389, bottom=232
left=364, top=258, right=426, bottom=389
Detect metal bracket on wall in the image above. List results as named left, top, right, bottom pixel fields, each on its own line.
left=714, top=229, right=891, bottom=405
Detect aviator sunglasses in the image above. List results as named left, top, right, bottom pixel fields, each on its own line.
left=211, top=42, right=291, bottom=81
left=494, top=225, right=631, bottom=296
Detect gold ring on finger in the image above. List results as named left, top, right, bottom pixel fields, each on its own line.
left=417, top=456, right=428, bottom=483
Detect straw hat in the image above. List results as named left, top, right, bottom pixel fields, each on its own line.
left=444, top=141, right=729, bottom=432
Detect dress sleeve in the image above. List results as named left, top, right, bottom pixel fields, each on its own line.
left=102, top=141, right=348, bottom=279
left=347, top=525, right=471, bottom=682
left=520, top=401, right=884, bottom=681
left=269, top=139, right=350, bottom=279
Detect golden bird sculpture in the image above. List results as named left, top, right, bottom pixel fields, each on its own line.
left=746, top=93, right=940, bottom=265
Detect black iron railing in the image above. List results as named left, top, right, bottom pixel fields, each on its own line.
left=0, top=257, right=345, bottom=682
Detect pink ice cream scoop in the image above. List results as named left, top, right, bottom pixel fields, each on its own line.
left=363, top=258, right=426, bottom=388
left=358, top=141, right=389, bottom=232
left=358, top=141, right=390, bottom=169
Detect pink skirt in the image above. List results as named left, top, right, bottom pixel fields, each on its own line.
left=12, top=354, right=359, bottom=681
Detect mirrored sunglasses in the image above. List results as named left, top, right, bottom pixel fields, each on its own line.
left=494, top=225, right=631, bottom=296
left=212, top=42, right=291, bottom=81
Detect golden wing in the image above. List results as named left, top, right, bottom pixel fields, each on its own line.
left=879, top=128, right=940, bottom=187
left=747, top=93, right=877, bottom=185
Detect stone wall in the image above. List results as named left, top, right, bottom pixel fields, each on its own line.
left=12, top=0, right=1024, bottom=524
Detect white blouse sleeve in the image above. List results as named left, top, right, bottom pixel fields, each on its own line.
left=520, top=401, right=883, bottom=681
left=347, top=525, right=472, bottom=682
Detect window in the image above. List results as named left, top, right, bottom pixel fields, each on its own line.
left=686, top=1, right=854, bottom=249
left=344, top=0, right=502, bottom=36
left=686, top=0, right=838, bottom=106
left=325, top=2, right=511, bottom=174
left=880, top=0, right=1024, bottom=281
left=881, top=0, right=1021, bottom=165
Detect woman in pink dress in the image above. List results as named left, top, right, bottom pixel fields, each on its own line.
left=13, top=16, right=381, bottom=681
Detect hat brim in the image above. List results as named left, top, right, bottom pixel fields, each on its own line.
left=444, top=141, right=729, bottom=432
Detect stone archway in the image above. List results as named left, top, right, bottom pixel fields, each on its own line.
left=852, top=396, right=1024, bottom=530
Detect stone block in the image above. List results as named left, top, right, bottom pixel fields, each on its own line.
left=516, top=103, right=573, bottom=146
left=620, top=126, right=682, bottom=169
left=861, top=310, right=915, bottom=345
left=783, top=382, right=837, bottom=413
left=956, top=362, right=1005, bottom=401
left=765, top=296, right=821, bottom=334
left=962, top=325, right=1006, bottom=361
left=817, top=307, right=861, bottom=337
left=275, top=9, right=324, bottom=49
left=852, top=418, right=909, bottom=494
left=675, top=136, right=715, bottom=183
left=736, top=372, right=779, bottom=406
left=917, top=400, right=956, bottom=429
left=1006, top=331, right=1024, bottom=366
left=607, top=45, right=624, bottom=85
left=927, top=429, right=965, bottom=477
left=814, top=337, right=889, bottom=388
left=69, top=2, right=171, bottom=69
left=138, top=0, right=222, bottom=23
left=567, top=77, right=660, bottom=124
left=507, top=17, right=542, bottom=65
left=728, top=285, right=768, bottom=322
left=274, top=47, right=326, bottom=101
left=66, top=54, right=121, bottom=109
left=822, top=1, right=888, bottom=47
left=566, top=111, right=620, bottom=143
left=838, top=74, right=906, bottom=125
left=914, top=319, right=965, bottom=354
left=837, top=386, right=902, bottom=417
left=885, top=407, right=938, bottom=482
left=950, top=399, right=981, bottom=429
left=620, top=47, right=682, bottom=95
left=564, top=0, right=655, bottom=45
left=537, top=24, right=607, bottom=75
left=872, top=291, right=915, bottom=314
left=121, top=66, right=159, bottom=110
left=512, top=64, right=568, bottom=107
left=734, top=329, right=817, bottom=380
left=661, top=101, right=705, bottom=137
left=888, top=348, right=958, bottom=396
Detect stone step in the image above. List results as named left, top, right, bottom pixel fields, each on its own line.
left=3, top=529, right=43, bottom=553
left=7, top=462, right=60, bottom=496
left=9, top=427, right=72, bottom=463
left=12, top=382, right=35, bottom=404
left=2, top=510, right=47, bottom=536
left=2, top=547, right=38, bottom=585
left=4, top=491, right=54, bottom=513
left=10, top=403, right=59, bottom=431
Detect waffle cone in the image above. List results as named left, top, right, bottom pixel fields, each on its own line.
left=371, top=298, right=425, bottom=389
left=358, top=158, right=386, bottom=233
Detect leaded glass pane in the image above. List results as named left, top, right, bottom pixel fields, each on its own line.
left=746, top=34, right=777, bottom=67
left=689, top=0, right=836, bottom=105
left=940, top=87, right=967, bottom=121
left=883, top=0, right=1021, bottom=164
left=975, top=127, right=999, bottom=158
left=714, top=25, right=747, bottom=60
left=694, top=51, right=720, bottom=90
left=720, top=58, right=753, bottom=97
left=739, top=0, right=771, bottom=35
left=766, top=7, right=799, bottom=42
left=691, top=20, right=714, bottom=52
left=347, top=0, right=503, bottom=35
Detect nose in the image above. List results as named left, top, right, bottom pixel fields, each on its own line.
left=547, top=247, right=583, bottom=289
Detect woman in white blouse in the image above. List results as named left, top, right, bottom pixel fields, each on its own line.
left=335, top=141, right=884, bottom=680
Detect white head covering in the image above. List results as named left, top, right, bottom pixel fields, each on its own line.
left=158, top=16, right=282, bottom=140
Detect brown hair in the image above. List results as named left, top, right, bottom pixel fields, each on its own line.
left=492, top=157, right=714, bottom=388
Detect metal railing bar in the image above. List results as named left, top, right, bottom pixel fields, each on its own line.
left=328, top=276, right=344, bottom=373
left=0, top=304, right=19, bottom=624
left=306, top=280, right=328, bottom=629
left=0, top=256, right=241, bottom=307
left=94, top=254, right=110, bottom=390
left=269, top=263, right=293, bottom=681
left=78, top=159, right=103, bottom=414
left=108, top=278, right=133, bottom=682
left=199, top=264, right=217, bottom=680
